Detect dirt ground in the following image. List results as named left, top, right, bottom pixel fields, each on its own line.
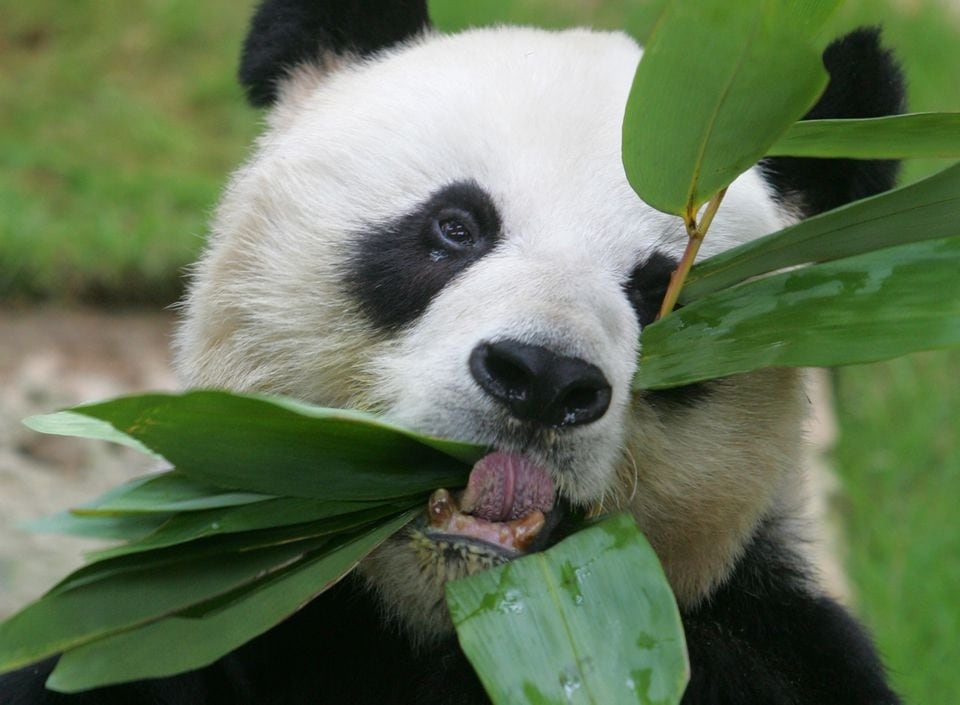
left=0, top=308, right=847, bottom=619
left=0, top=307, right=177, bottom=617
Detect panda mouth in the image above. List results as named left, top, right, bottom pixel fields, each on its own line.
left=424, top=451, right=555, bottom=556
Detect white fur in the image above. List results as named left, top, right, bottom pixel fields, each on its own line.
left=176, top=27, right=807, bottom=640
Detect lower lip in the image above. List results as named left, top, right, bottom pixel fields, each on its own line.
left=422, top=528, right=521, bottom=559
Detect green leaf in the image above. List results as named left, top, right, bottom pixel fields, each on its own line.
left=46, top=510, right=417, bottom=692
left=20, top=512, right=172, bottom=541
left=777, top=0, right=845, bottom=40
left=86, top=498, right=406, bottom=561
left=681, top=161, right=960, bottom=302
left=30, top=391, right=484, bottom=500
left=45, top=500, right=415, bottom=596
left=622, top=0, right=835, bottom=215
left=623, top=1, right=669, bottom=44
left=767, top=113, right=960, bottom=159
left=261, top=393, right=486, bottom=465
left=0, top=537, right=329, bottom=672
left=23, top=411, right=157, bottom=457
left=447, top=514, right=688, bottom=705
left=72, top=471, right=271, bottom=516
left=636, top=237, right=960, bottom=389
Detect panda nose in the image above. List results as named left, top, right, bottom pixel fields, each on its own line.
left=469, top=341, right=612, bottom=428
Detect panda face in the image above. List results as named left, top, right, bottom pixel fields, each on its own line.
left=175, top=19, right=895, bottom=643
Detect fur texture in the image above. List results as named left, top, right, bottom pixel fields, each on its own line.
left=240, top=0, right=429, bottom=105
left=1, top=3, right=906, bottom=703
left=763, top=27, right=905, bottom=215
left=174, top=26, right=803, bottom=635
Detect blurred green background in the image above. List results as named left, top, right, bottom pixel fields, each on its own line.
left=1, top=0, right=957, bottom=701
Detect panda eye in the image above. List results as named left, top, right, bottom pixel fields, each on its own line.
left=430, top=209, right=478, bottom=252
left=439, top=218, right=471, bottom=245
left=625, top=252, right=677, bottom=328
left=349, top=180, right=501, bottom=330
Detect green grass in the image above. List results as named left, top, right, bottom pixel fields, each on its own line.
left=1, top=0, right=958, bottom=701
left=2, top=0, right=958, bottom=302
left=0, top=0, right=260, bottom=303
left=834, top=351, right=960, bottom=704
left=814, top=5, right=960, bottom=702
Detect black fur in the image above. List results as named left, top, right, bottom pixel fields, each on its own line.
left=239, top=0, right=429, bottom=106
left=763, top=28, right=906, bottom=215
left=626, top=252, right=714, bottom=408
left=0, top=521, right=900, bottom=705
left=624, top=251, right=676, bottom=329
left=681, top=520, right=902, bottom=705
left=345, top=180, right=503, bottom=331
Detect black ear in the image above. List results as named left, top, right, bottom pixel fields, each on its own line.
left=763, top=28, right=906, bottom=216
left=239, top=0, right=430, bottom=107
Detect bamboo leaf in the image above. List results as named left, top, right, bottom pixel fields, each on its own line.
left=767, top=113, right=960, bottom=159
left=23, top=411, right=157, bottom=457
left=21, top=512, right=171, bottom=541
left=261, top=393, right=486, bottom=465
left=636, top=237, right=960, bottom=389
left=681, top=161, right=960, bottom=302
left=86, top=498, right=404, bottom=561
left=72, top=472, right=271, bottom=516
left=28, top=391, right=484, bottom=501
left=0, top=537, right=330, bottom=672
left=46, top=510, right=417, bottom=692
left=45, top=501, right=416, bottom=596
left=622, top=0, right=835, bottom=215
left=448, top=514, right=688, bottom=705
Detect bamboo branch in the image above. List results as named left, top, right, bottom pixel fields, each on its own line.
left=656, top=187, right=728, bottom=320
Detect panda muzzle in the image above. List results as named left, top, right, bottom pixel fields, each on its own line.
left=426, top=452, right=555, bottom=554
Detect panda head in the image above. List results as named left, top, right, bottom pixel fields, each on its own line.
left=175, top=1, right=903, bottom=643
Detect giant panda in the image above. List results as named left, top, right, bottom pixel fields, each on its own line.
left=2, top=1, right=906, bottom=703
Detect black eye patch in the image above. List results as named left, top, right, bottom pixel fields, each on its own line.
left=626, top=251, right=714, bottom=409
left=345, top=180, right=502, bottom=331
left=624, top=251, right=677, bottom=329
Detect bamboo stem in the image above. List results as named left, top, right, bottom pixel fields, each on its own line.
left=698, top=186, right=727, bottom=235
left=656, top=188, right=728, bottom=320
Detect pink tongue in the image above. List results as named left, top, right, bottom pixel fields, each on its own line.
left=460, top=452, right=555, bottom=522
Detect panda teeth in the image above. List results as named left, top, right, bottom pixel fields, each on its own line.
left=426, top=488, right=546, bottom=553
left=509, top=511, right=546, bottom=551
left=428, top=488, right=456, bottom=526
